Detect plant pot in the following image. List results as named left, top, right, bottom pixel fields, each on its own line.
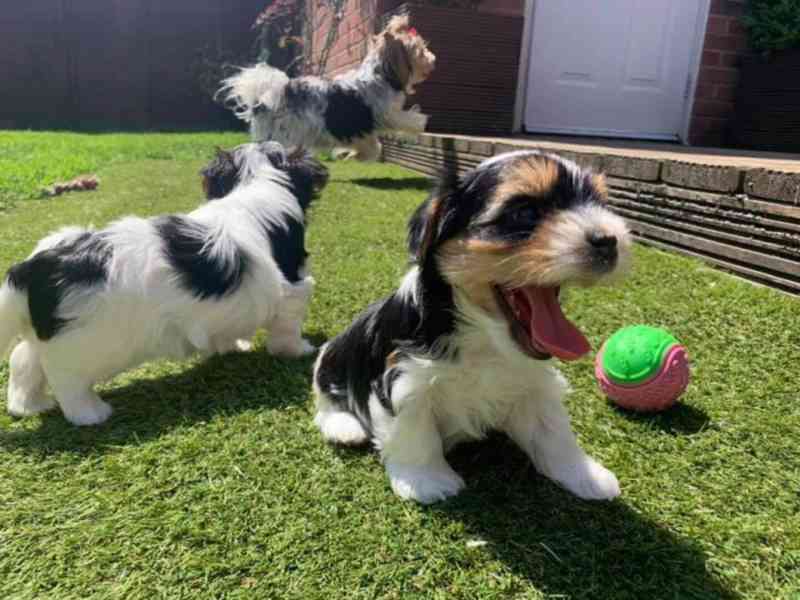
left=730, top=48, right=800, bottom=152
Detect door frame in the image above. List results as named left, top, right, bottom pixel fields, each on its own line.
left=512, top=0, right=711, bottom=144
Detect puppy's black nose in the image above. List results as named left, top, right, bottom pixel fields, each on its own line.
left=587, top=232, right=618, bottom=264
left=588, top=232, right=617, bottom=250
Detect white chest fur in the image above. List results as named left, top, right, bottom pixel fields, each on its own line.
left=392, top=313, right=570, bottom=450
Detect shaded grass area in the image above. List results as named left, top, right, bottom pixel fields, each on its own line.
left=0, top=131, right=247, bottom=209
left=0, top=138, right=799, bottom=599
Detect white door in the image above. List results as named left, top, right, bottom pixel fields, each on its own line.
left=524, top=0, right=705, bottom=140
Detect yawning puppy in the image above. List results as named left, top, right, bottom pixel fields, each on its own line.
left=0, top=142, right=326, bottom=426
left=313, top=150, right=631, bottom=504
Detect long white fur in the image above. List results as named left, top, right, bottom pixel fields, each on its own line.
left=1, top=159, right=314, bottom=426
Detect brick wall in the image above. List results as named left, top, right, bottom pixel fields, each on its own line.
left=689, top=0, right=751, bottom=146
left=308, top=0, right=387, bottom=76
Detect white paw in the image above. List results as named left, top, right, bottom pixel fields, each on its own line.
left=315, top=411, right=369, bottom=446
left=268, top=337, right=316, bottom=358
left=298, top=339, right=317, bottom=355
left=61, top=397, right=113, bottom=426
left=7, top=391, right=56, bottom=418
left=234, top=339, right=253, bottom=352
left=386, top=461, right=465, bottom=504
left=550, top=458, right=620, bottom=501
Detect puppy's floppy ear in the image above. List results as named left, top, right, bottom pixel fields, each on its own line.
left=407, top=171, right=460, bottom=264
left=381, top=33, right=412, bottom=90
left=257, top=141, right=288, bottom=170
left=288, top=149, right=330, bottom=193
left=200, top=147, right=232, bottom=176
left=284, top=149, right=330, bottom=210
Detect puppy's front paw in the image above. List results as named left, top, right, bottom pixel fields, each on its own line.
left=62, top=397, right=113, bottom=427
left=234, top=339, right=253, bottom=352
left=267, top=337, right=316, bottom=358
left=7, top=392, right=56, bottom=418
left=386, top=461, right=465, bottom=504
left=551, top=457, right=620, bottom=501
left=413, top=112, right=429, bottom=131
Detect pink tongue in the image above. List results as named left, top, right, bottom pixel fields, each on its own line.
left=527, top=287, right=591, bottom=361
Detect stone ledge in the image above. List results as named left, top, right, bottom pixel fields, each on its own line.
left=744, top=170, right=800, bottom=204
left=662, top=161, right=742, bottom=193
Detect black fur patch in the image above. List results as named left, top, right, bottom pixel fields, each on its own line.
left=264, top=217, right=308, bottom=284
left=285, top=154, right=330, bottom=211
left=6, top=232, right=112, bottom=340
left=315, top=267, right=456, bottom=428
left=285, top=80, right=313, bottom=107
left=323, top=84, right=375, bottom=142
left=201, top=150, right=238, bottom=200
left=155, top=216, right=247, bottom=299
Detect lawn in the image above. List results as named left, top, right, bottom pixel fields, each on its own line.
left=0, top=132, right=799, bottom=599
left=0, top=131, right=247, bottom=209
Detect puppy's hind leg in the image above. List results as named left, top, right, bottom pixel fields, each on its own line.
left=266, top=278, right=316, bottom=358
left=7, top=341, right=56, bottom=417
left=45, top=368, right=112, bottom=426
left=502, top=372, right=620, bottom=501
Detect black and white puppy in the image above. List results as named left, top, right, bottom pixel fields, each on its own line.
left=220, top=15, right=436, bottom=161
left=313, top=150, right=631, bottom=504
left=0, top=142, right=327, bottom=426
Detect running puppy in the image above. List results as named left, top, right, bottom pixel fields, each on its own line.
left=1, top=142, right=327, bottom=426
left=313, top=150, right=631, bottom=504
left=220, top=15, right=435, bottom=160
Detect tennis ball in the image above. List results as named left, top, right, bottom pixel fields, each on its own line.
left=595, top=325, right=689, bottom=412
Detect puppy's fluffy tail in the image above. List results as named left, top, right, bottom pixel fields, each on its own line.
left=0, top=281, right=25, bottom=357
left=218, top=64, right=290, bottom=123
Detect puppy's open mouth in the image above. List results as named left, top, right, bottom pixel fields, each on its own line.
left=493, top=285, right=591, bottom=361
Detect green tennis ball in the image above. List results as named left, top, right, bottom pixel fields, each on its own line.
left=602, top=325, right=679, bottom=385
left=595, top=325, right=690, bottom=412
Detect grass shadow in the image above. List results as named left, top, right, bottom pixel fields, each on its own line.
left=613, top=401, right=712, bottom=435
left=0, top=339, right=323, bottom=456
left=432, top=434, right=737, bottom=599
left=347, top=176, right=433, bottom=191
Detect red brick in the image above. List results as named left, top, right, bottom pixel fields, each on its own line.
left=694, top=82, right=716, bottom=100
left=693, top=99, right=734, bottom=119
left=701, top=50, right=721, bottom=67
left=704, top=33, right=748, bottom=52
left=709, top=0, right=746, bottom=17
left=699, top=67, right=741, bottom=85
left=720, top=52, right=742, bottom=68
left=728, top=18, right=747, bottom=36
left=715, top=84, right=738, bottom=102
left=706, top=15, right=729, bottom=34
left=689, top=116, right=727, bottom=146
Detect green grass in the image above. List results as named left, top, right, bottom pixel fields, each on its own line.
left=0, top=131, right=247, bottom=210
left=1, top=133, right=799, bottom=599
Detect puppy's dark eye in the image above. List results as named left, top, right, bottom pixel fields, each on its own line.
left=475, top=199, right=542, bottom=242
left=511, top=204, right=540, bottom=223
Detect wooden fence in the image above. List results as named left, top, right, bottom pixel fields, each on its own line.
left=0, top=0, right=264, bottom=130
